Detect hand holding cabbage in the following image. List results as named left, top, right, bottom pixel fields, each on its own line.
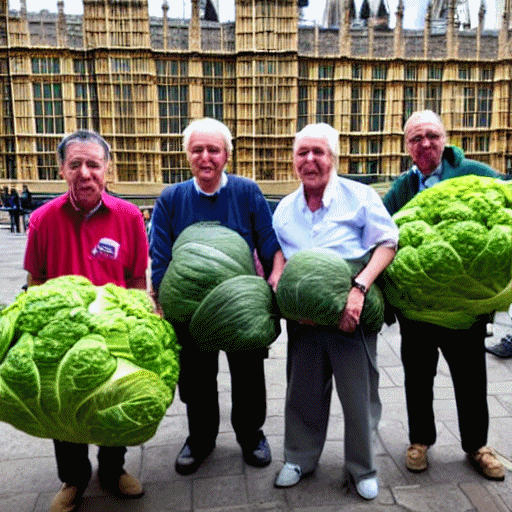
left=0, top=275, right=180, bottom=446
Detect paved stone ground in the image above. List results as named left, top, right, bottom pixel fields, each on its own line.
left=1, top=224, right=512, bottom=512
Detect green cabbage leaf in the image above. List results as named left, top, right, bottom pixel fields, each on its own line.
left=190, top=275, right=280, bottom=351
left=276, top=247, right=385, bottom=333
left=0, top=275, right=180, bottom=446
left=159, top=222, right=280, bottom=351
left=383, top=175, right=512, bottom=329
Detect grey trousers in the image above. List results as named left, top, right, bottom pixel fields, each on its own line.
left=283, top=322, right=378, bottom=482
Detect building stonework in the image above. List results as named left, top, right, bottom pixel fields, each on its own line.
left=0, top=0, right=511, bottom=198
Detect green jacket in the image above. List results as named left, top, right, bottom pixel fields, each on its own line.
left=383, top=146, right=502, bottom=215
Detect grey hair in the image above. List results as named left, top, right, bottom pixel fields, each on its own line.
left=182, top=118, right=233, bottom=155
left=57, top=130, right=111, bottom=163
left=293, top=123, right=340, bottom=171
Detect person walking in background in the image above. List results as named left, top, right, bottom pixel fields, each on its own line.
left=150, top=117, right=285, bottom=476
left=272, top=123, right=398, bottom=500
left=8, top=187, right=20, bottom=233
left=24, top=130, right=149, bottom=512
left=1, top=185, right=8, bottom=207
left=20, top=184, right=32, bottom=232
left=383, top=110, right=505, bottom=481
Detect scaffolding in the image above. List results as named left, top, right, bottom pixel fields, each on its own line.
left=0, top=0, right=511, bottom=196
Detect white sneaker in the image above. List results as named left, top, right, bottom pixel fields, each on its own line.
left=355, top=476, right=379, bottom=500
left=274, top=462, right=302, bottom=488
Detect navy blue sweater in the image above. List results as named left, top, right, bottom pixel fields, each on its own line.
left=150, top=175, right=281, bottom=291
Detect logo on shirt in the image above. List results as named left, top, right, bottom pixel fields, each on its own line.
left=92, top=238, right=120, bottom=260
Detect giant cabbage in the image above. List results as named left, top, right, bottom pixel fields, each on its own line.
left=159, top=222, right=280, bottom=351
left=276, top=247, right=385, bottom=332
left=383, top=175, right=512, bottom=329
left=159, top=222, right=256, bottom=324
left=190, top=275, right=280, bottom=351
left=0, top=275, right=180, bottom=446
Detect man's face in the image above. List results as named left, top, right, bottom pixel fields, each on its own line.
left=405, top=118, right=446, bottom=175
left=293, top=135, right=333, bottom=195
left=187, top=130, right=228, bottom=194
left=59, top=141, right=108, bottom=212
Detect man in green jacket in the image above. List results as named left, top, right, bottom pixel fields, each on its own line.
left=384, top=111, right=501, bottom=216
left=382, top=110, right=505, bottom=482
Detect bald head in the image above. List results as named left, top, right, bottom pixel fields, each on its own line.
left=404, top=110, right=446, bottom=141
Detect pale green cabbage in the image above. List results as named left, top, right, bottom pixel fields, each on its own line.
left=383, top=175, right=512, bottom=328
left=0, top=275, right=180, bottom=446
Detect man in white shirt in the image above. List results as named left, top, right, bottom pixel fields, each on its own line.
left=272, top=123, right=398, bottom=500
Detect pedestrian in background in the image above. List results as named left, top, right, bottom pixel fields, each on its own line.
left=20, top=184, right=32, bottom=232
left=8, top=187, right=20, bottom=233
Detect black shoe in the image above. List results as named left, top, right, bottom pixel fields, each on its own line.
left=242, top=434, right=272, bottom=467
left=486, top=335, right=512, bottom=358
left=175, top=441, right=214, bottom=475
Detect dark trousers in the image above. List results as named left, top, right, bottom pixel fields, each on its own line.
left=178, top=342, right=267, bottom=453
left=9, top=209, right=20, bottom=233
left=398, top=316, right=489, bottom=453
left=53, top=440, right=127, bottom=487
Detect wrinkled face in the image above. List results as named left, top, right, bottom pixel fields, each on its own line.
left=60, top=142, right=108, bottom=212
left=293, top=135, right=333, bottom=195
left=405, top=118, right=446, bottom=176
left=187, top=130, right=228, bottom=193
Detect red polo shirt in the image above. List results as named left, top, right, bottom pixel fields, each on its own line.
left=24, top=192, right=148, bottom=287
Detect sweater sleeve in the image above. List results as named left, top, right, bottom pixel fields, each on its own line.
left=149, top=188, right=175, bottom=292
left=249, top=182, right=281, bottom=276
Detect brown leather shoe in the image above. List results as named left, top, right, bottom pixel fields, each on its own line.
left=468, top=446, right=505, bottom=481
left=101, top=472, right=145, bottom=498
left=49, top=484, right=82, bottom=512
left=405, top=443, right=429, bottom=472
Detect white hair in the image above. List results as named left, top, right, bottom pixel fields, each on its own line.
left=182, top=118, right=233, bottom=155
left=293, top=123, right=340, bottom=171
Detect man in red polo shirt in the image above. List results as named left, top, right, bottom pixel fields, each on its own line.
left=24, top=130, right=149, bottom=512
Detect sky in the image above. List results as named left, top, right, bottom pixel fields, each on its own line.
left=8, top=0, right=498, bottom=30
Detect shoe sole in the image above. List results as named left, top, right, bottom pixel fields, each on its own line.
left=469, top=462, right=505, bottom=481
left=274, top=470, right=313, bottom=488
left=406, top=464, right=428, bottom=473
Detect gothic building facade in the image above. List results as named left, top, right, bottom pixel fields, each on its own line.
left=0, top=0, right=510, bottom=197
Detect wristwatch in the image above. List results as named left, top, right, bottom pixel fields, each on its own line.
left=351, top=277, right=368, bottom=295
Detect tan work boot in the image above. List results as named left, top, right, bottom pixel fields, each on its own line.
left=468, top=446, right=505, bottom=481
left=405, top=443, right=429, bottom=472
left=101, top=472, right=144, bottom=498
left=49, top=483, right=82, bottom=512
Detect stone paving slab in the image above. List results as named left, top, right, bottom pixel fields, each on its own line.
left=1, top=226, right=512, bottom=511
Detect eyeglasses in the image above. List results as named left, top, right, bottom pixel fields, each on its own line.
left=407, top=132, right=443, bottom=145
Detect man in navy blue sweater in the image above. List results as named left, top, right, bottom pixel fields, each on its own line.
left=150, top=118, right=285, bottom=475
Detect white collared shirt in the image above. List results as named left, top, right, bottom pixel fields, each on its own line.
left=273, top=172, right=399, bottom=260
left=193, top=171, right=228, bottom=196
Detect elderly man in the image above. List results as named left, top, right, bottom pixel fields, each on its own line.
left=150, top=118, right=285, bottom=475
left=383, top=110, right=505, bottom=480
left=24, top=130, right=149, bottom=512
left=273, top=123, right=398, bottom=500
